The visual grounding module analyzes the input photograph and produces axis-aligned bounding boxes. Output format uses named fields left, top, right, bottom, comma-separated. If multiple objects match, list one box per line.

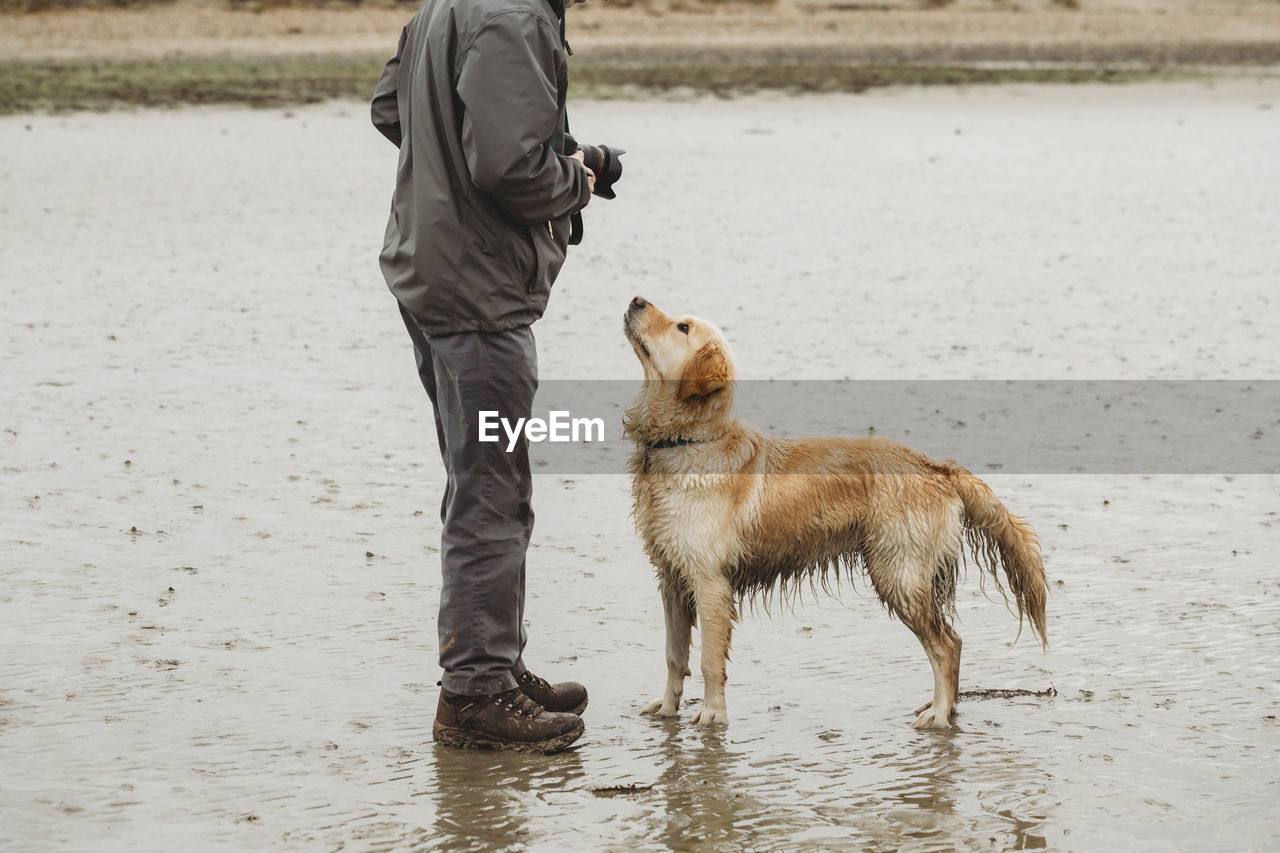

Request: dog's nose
left=631, top=296, right=647, bottom=310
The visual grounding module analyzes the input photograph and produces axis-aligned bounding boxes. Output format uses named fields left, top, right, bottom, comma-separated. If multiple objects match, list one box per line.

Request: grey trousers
left=399, top=304, right=536, bottom=696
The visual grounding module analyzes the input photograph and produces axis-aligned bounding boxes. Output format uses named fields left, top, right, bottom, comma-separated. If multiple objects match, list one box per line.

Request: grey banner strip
left=507, top=380, right=1279, bottom=474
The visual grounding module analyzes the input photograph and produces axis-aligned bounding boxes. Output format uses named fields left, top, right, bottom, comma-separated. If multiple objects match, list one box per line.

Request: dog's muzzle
left=624, top=297, right=650, bottom=358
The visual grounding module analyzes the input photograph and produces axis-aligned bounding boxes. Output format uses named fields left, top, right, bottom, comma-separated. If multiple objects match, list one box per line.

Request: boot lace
left=495, top=688, right=544, bottom=718
left=519, top=671, right=552, bottom=694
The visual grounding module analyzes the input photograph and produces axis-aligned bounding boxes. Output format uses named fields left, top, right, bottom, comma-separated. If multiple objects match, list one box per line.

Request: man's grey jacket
left=372, top=0, right=591, bottom=335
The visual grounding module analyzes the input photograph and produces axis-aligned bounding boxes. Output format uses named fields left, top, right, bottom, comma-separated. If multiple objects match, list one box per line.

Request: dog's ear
left=677, top=342, right=731, bottom=401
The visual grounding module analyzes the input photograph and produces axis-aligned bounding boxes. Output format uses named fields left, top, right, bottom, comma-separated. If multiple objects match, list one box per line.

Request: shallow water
left=3, top=82, right=1279, bottom=851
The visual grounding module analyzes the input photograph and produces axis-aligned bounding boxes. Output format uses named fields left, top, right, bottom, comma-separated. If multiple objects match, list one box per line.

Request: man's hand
left=570, top=149, right=596, bottom=195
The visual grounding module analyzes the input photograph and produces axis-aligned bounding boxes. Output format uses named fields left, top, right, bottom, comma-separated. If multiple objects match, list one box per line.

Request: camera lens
left=577, top=143, right=625, bottom=200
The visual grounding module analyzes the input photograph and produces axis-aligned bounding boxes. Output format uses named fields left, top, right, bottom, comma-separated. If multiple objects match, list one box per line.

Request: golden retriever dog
left=622, top=296, right=1048, bottom=729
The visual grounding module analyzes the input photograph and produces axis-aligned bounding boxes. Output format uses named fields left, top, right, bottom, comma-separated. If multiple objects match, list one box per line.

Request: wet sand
left=3, top=80, right=1280, bottom=850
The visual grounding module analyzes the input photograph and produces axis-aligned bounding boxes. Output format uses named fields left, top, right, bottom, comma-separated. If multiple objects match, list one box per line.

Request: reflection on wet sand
left=880, top=735, right=965, bottom=840
left=636, top=719, right=1054, bottom=851
left=872, top=734, right=1046, bottom=850
left=428, top=744, right=586, bottom=850
left=650, top=726, right=754, bottom=850
left=607, top=718, right=1054, bottom=851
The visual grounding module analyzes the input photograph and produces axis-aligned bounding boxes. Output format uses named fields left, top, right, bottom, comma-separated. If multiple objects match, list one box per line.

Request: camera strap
left=559, top=12, right=573, bottom=56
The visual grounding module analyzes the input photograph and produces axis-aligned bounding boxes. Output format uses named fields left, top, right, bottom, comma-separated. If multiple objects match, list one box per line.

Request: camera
left=576, top=143, right=625, bottom=199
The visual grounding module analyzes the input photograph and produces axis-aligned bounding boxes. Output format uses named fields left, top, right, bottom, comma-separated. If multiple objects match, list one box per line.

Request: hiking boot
left=517, top=670, right=588, bottom=716
left=432, top=687, right=584, bottom=754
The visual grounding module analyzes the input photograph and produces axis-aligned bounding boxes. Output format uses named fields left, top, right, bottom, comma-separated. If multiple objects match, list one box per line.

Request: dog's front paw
left=640, top=697, right=680, bottom=718
left=688, top=703, right=729, bottom=726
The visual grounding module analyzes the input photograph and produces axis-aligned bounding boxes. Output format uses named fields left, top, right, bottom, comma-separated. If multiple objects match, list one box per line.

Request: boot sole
left=432, top=717, right=585, bottom=755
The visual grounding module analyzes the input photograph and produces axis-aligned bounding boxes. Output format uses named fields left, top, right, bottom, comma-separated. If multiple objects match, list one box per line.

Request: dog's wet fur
left=623, top=297, right=1048, bottom=729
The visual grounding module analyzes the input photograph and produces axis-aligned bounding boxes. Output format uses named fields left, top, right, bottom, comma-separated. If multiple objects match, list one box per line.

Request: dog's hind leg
left=946, top=623, right=962, bottom=707
left=641, top=582, right=695, bottom=718
left=906, top=619, right=959, bottom=730
left=688, top=574, right=734, bottom=726
left=913, top=625, right=963, bottom=714
left=868, top=553, right=958, bottom=730
left=912, top=641, right=942, bottom=716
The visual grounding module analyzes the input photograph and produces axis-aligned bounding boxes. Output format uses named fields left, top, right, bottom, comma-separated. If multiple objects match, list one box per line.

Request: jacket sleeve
left=371, top=25, right=408, bottom=148
left=455, top=13, right=591, bottom=224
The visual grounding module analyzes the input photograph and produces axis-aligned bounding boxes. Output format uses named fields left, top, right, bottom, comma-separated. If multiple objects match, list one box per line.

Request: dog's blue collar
left=646, top=437, right=700, bottom=450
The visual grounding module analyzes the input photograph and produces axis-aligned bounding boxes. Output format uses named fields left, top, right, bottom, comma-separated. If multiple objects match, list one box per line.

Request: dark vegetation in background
left=0, top=55, right=1150, bottom=114
left=0, top=0, right=781, bottom=11
left=2, top=0, right=1276, bottom=113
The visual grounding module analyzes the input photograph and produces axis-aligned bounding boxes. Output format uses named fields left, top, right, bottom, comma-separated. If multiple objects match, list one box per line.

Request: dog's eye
left=677, top=323, right=690, bottom=334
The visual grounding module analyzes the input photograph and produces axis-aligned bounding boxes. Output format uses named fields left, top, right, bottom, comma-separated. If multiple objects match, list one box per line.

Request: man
left=372, top=0, right=597, bottom=754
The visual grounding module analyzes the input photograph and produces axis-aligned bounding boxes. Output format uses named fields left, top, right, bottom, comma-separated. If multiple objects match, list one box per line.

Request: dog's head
left=623, top=296, right=736, bottom=443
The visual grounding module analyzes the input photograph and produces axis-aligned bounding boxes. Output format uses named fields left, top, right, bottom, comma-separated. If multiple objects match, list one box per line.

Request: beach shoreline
left=3, top=2, right=1279, bottom=111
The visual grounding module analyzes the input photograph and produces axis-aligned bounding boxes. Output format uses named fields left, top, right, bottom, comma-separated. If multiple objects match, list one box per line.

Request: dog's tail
left=948, top=465, right=1048, bottom=649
